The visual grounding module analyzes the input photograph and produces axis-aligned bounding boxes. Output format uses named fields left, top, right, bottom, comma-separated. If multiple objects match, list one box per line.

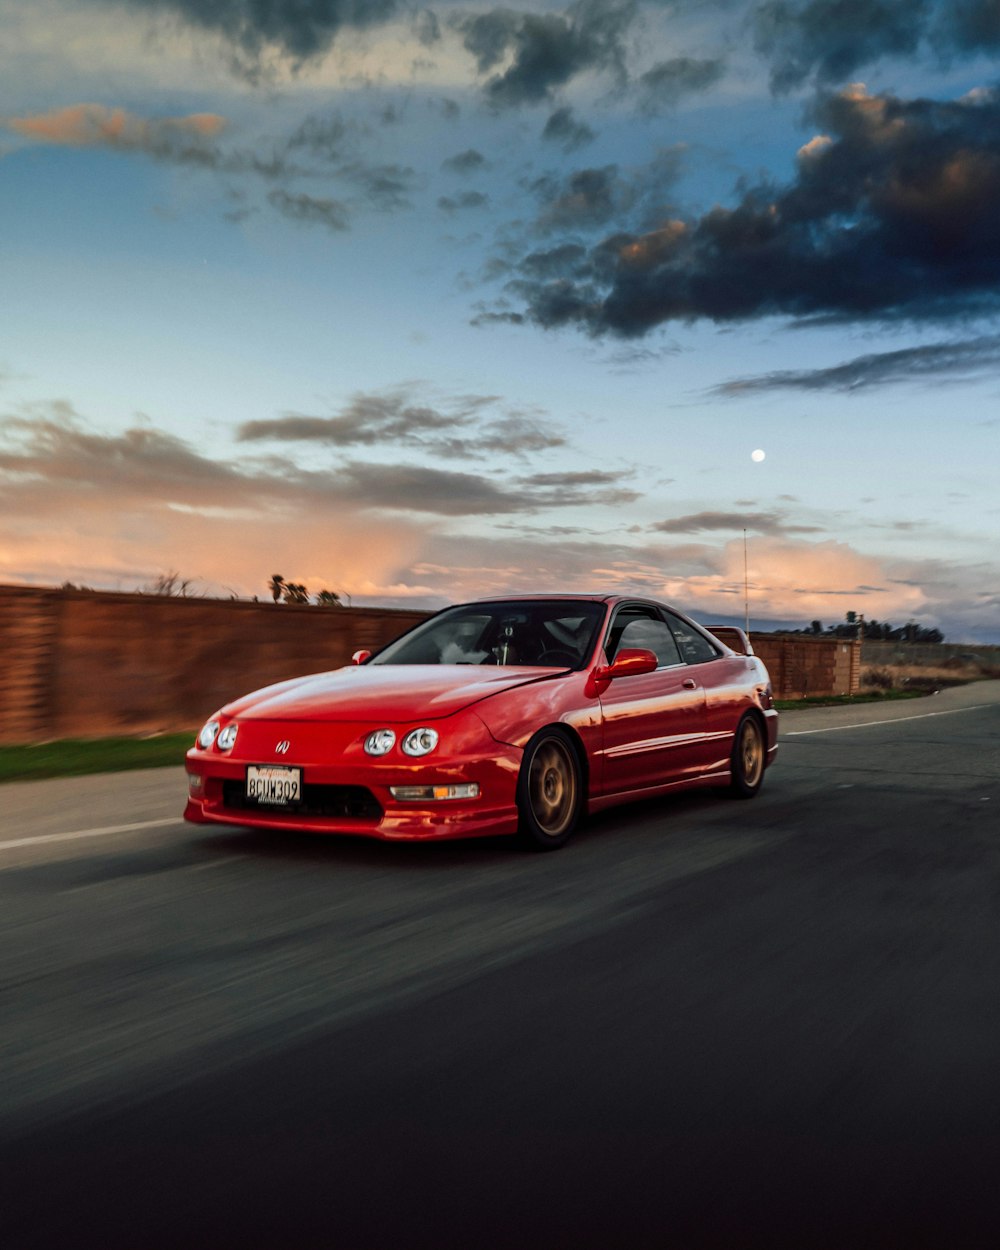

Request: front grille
left=222, top=781, right=383, bottom=821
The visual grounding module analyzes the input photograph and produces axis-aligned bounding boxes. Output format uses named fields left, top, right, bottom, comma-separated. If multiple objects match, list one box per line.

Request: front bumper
left=183, top=716, right=523, bottom=841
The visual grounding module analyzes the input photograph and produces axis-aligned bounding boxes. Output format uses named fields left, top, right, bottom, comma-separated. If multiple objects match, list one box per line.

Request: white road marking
left=784, top=704, right=993, bottom=737
left=0, top=817, right=179, bottom=853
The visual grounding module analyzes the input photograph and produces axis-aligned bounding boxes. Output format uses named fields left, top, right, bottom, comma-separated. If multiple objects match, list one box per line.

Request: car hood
left=225, top=664, right=561, bottom=723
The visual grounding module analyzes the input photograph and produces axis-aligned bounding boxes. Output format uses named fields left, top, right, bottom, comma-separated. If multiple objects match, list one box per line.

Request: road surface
left=2, top=682, right=999, bottom=1247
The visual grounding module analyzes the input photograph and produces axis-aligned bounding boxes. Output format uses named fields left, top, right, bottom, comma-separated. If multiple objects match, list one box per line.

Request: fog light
left=389, top=783, right=480, bottom=802
left=187, top=772, right=204, bottom=795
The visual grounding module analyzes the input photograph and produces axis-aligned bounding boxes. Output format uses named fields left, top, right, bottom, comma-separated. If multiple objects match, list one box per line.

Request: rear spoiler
left=707, top=626, right=754, bottom=656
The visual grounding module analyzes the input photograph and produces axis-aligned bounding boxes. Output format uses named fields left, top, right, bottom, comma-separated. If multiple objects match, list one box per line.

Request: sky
left=1, top=0, right=998, bottom=642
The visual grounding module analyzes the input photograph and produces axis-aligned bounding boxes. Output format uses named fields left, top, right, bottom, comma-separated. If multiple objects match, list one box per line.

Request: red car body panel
left=184, top=595, right=778, bottom=842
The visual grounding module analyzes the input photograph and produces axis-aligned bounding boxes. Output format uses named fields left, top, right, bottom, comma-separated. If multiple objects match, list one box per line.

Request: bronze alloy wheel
left=730, top=714, right=765, bottom=798
left=519, top=729, right=582, bottom=848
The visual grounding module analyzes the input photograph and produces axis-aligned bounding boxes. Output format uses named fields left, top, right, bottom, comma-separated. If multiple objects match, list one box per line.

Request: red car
left=184, top=595, right=778, bottom=849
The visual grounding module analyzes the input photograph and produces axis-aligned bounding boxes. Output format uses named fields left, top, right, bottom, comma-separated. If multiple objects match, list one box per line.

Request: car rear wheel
left=730, top=713, right=765, bottom=799
left=518, top=728, right=582, bottom=850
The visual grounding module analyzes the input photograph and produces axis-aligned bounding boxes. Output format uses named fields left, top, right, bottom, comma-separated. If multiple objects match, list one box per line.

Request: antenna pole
left=743, top=529, right=750, bottom=636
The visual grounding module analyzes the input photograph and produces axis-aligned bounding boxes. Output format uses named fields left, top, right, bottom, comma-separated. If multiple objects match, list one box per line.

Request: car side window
left=605, top=606, right=682, bottom=667
left=664, top=610, right=721, bottom=664
left=615, top=617, right=683, bottom=667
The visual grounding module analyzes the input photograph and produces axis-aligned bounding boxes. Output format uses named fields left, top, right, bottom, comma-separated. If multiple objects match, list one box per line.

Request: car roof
left=461, top=593, right=620, bottom=605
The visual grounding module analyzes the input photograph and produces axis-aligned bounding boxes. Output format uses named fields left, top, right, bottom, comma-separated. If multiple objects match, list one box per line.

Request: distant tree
left=315, top=589, right=342, bottom=607
left=282, top=581, right=309, bottom=605
left=269, top=574, right=285, bottom=603
left=810, top=620, right=822, bottom=635
left=150, top=571, right=196, bottom=597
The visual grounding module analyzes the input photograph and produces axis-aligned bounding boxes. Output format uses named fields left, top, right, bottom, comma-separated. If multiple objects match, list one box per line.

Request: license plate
left=246, top=765, right=301, bottom=806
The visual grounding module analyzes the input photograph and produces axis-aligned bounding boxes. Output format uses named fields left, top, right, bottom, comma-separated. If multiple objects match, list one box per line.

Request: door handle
left=682, top=679, right=697, bottom=689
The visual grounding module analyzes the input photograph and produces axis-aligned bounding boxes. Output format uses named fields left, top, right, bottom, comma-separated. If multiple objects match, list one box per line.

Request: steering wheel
left=536, top=648, right=577, bottom=666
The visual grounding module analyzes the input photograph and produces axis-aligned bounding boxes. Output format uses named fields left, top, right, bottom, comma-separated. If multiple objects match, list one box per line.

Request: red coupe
left=184, top=595, right=778, bottom=849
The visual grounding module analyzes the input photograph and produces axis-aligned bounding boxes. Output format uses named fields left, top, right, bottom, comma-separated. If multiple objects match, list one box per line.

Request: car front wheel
left=517, top=728, right=582, bottom=850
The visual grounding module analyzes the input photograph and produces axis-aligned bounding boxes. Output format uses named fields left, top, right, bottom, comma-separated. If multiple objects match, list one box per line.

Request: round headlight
left=197, top=720, right=220, bottom=750
left=364, top=729, right=396, bottom=756
left=217, top=723, right=239, bottom=751
left=401, top=728, right=439, bottom=757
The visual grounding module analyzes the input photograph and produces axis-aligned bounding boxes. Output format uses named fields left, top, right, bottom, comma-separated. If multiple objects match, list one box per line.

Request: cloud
left=112, top=0, right=404, bottom=72
left=636, top=56, right=726, bottom=113
left=236, top=387, right=565, bottom=459
left=712, top=334, right=1000, bottom=394
left=438, top=190, right=490, bottom=213
left=751, top=0, right=1000, bottom=93
left=442, top=148, right=487, bottom=174
left=456, top=0, right=635, bottom=107
left=3, top=404, right=995, bottom=635
left=752, top=0, right=925, bottom=92
left=0, top=404, right=584, bottom=522
left=500, top=83, right=1000, bottom=335
left=286, top=111, right=350, bottom=161
left=524, top=147, right=684, bottom=238
left=6, top=103, right=225, bottom=161
left=267, top=188, right=351, bottom=230
left=651, top=510, right=823, bottom=536
left=541, top=106, right=596, bottom=152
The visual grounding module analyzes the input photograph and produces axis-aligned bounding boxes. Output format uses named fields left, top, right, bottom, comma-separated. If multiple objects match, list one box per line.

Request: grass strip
left=775, top=689, right=928, bottom=711
left=0, top=733, right=195, bottom=784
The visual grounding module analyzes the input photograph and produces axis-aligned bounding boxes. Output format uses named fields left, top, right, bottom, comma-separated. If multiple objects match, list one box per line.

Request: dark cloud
left=239, top=391, right=485, bottom=448
left=752, top=0, right=925, bottom=92
left=237, top=389, right=565, bottom=460
left=457, top=0, right=635, bottom=107
left=286, top=112, right=351, bottom=161
left=517, top=469, right=632, bottom=488
left=267, top=188, right=350, bottom=230
left=531, top=165, right=630, bottom=232
left=751, top=0, right=1000, bottom=93
left=525, top=148, right=683, bottom=238
left=713, top=334, right=1000, bottom=394
left=438, top=190, right=490, bottom=213
left=0, top=406, right=581, bottom=518
left=652, top=510, right=822, bottom=535
left=442, top=148, right=487, bottom=174
left=117, top=0, right=403, bottom=70
left=541, top=106, right=596, bottom=151
left=324, top=461, right=540, bottom=514
left=636, top=56, right=726, bottom=113
left=501, top=84, right=1000, bottom=335
left=414, top=8, right=441, bottom=45
left=939, top=0, right=1000, bottom=53
left=338, top=160, right=416, bottom=211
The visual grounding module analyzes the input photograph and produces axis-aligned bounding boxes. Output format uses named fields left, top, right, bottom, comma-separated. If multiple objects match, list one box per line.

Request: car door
left=597, top=604, right=708, bottom=798
left=661, top=608, right=736, bottom=776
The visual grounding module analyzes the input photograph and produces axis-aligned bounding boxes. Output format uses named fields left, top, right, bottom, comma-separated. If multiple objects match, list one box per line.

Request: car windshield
left=370, top=600, right=607, bottom=668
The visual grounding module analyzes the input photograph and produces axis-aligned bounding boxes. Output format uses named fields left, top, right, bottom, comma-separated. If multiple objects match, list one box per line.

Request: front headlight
left=217, top=723, right=239, bottom=751
left=197, top=720, right=220, bottom=749
left=402, top=728, right=439, bottom=756
left=364, top=729, right=396, bottom=756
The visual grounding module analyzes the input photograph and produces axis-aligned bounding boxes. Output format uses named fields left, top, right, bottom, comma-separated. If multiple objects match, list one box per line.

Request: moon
left=751, top=448, right=766, bottom=463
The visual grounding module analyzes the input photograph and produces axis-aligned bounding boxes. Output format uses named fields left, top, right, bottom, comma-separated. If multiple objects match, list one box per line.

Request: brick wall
left=749, top=634, right=861, bottom=700
left=0, top=586, right=427, bottom=744
left=0, top=586, right=862, bottom=743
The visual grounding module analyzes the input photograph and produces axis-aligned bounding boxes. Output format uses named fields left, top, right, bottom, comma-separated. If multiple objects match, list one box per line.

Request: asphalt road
left=3, top=683, right=999, bottom=1248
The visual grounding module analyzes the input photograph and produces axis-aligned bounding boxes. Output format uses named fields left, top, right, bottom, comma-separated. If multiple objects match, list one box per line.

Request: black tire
left=729, top=713, right=766, bottom=799
left=517, top=728, right=583, bottom=850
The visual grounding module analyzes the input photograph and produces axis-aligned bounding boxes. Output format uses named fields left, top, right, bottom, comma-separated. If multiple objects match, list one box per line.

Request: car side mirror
left=585, top=647, right=658, bottom=696
left=606, top=647, right=658, bottom=678
left=351, top=649, right=372, bottom=665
